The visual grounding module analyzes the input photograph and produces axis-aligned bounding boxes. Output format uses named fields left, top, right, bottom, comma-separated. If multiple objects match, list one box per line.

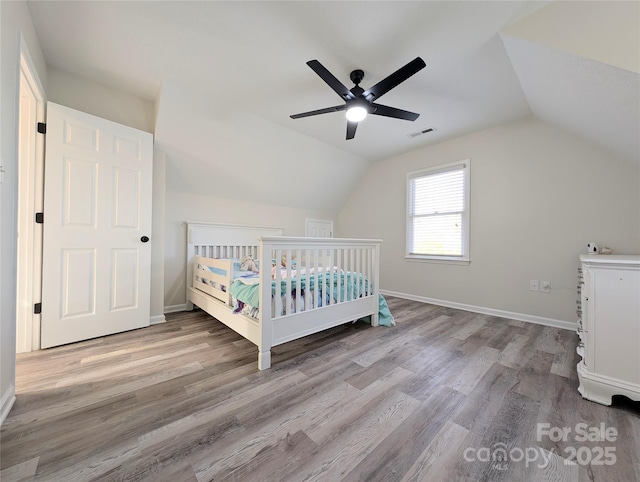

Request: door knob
left=141, top=236, right=150, bottom=243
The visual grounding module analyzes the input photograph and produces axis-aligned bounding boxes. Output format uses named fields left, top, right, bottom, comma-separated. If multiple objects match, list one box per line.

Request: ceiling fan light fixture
left=345, top=105, right=367, bottom=122
left=290, top=57, right=426, bottom=139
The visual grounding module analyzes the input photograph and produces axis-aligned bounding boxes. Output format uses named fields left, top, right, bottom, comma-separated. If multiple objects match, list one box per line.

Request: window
left=406, top=160, right=470, bottom=263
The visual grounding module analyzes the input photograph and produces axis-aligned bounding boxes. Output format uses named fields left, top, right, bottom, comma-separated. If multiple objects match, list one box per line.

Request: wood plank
left=0, top=456, right=39, bottom=482
left=445, top=346, right=501, bottom=395
left=400, top=420, right=470, bottom=482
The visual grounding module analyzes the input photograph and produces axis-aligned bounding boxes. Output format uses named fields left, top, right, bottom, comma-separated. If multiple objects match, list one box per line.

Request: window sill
left=405, top=255, right=470, bottom=266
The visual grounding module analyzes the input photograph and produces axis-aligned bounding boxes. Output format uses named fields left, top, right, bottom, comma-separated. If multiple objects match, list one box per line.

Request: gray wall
left=337, top=117, right=640, bottom=324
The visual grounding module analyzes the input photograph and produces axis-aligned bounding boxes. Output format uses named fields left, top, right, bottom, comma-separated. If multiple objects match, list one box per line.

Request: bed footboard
left=258, top=236, right=381, bottom=369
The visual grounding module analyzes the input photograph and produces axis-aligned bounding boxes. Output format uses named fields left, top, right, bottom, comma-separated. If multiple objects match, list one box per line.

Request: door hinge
left=37, top=122, right=46, bottom=134
left=34, top=303, right=42, bottom=314
left=35, top=212, right=44, bottom=223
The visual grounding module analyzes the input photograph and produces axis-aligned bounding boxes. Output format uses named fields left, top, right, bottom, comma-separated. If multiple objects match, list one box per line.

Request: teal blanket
left=228, top=271, right=394, bottom=326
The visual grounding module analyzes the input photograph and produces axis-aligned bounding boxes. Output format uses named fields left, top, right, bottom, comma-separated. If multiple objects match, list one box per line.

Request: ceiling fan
left=290, top=57, right=426, bottom=140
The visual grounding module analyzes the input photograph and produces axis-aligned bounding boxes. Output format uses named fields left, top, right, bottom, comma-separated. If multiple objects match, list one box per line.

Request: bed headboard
left=186, top=222, right=283, bottom=304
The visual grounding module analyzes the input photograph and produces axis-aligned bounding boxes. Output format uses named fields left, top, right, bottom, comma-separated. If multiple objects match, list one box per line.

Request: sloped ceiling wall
left=501, top=35, right=639, bottom=162
left=502, top=1, right=639, bottom=73
left=154, top=82, right=371, bottom=213
left=501, top=1, right=639, bottom=163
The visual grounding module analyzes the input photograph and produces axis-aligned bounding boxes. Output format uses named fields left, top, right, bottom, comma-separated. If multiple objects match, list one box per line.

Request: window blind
left=408, top=165, right=466, bottom=257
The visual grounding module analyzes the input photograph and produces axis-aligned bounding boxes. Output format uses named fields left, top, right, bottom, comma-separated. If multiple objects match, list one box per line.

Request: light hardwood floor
left=1, top=297, right=639, bottom=481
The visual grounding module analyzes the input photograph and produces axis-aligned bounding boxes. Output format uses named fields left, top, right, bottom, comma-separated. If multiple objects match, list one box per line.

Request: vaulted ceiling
left=26, top=1, right=639, bottom=212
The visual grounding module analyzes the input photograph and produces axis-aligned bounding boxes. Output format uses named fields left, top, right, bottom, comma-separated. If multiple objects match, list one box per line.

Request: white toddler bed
left=185, top=222, right=382, bottom=369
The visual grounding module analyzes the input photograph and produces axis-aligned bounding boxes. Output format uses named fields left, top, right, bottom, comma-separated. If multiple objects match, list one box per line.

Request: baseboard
left=164, top=304, right=187, bottom=314
left=149, top=314, right=166, bottom=325
left=1, top=383, right=16, bottom=426
left=380, top=289, right=576, bottom=331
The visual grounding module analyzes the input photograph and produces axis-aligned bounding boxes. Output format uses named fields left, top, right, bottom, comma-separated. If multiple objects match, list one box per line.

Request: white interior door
left=41, top=102, right=153, bottom=348
left=305, top=218, right=333, bottom=238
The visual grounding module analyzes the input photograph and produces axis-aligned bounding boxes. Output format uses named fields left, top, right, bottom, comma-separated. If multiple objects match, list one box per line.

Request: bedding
left=229, top=270, right=395, bottom=326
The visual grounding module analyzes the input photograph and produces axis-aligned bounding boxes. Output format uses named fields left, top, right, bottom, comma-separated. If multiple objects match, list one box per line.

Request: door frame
left=16, top=35, right=46, bottom=353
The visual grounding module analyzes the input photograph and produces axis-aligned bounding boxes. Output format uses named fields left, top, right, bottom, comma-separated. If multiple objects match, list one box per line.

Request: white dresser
left=577, top=255, right=640, bottom=405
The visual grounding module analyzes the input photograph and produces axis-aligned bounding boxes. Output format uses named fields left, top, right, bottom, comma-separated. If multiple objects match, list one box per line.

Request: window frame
left=405, top=159, right=470, bottom=264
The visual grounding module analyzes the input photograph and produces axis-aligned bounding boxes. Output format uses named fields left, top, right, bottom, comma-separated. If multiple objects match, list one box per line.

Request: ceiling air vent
left=408, top=127, right=436, bottom=138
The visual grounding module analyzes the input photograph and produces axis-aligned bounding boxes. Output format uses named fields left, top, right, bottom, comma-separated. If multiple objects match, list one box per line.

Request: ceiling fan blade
left=307, top=60, right=355, bottom=101
left=290, top=105, right=346, bottom=119
left=370, top=103, right=420, bottom=121
left=346, top=120, right=358, bottom=140
left=362, top=57, right=426, bottom=101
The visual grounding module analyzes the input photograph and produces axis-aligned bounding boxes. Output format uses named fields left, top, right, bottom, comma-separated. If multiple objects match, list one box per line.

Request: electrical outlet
left=540, top=281, right=550, bottom=293
left=529, top=280, right=539, bottom=292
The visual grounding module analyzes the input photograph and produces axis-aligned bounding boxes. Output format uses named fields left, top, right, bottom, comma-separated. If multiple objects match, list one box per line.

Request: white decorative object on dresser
left=577, top=254, right=640, bottom=405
